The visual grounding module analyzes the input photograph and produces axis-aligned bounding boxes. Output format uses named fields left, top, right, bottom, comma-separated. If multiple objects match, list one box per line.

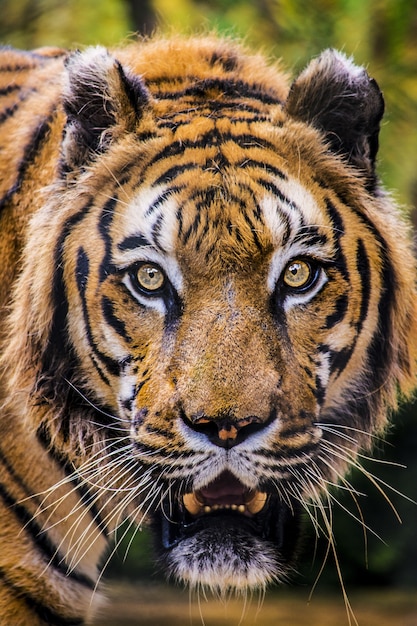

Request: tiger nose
left=188, top=413, right=266, bottom=449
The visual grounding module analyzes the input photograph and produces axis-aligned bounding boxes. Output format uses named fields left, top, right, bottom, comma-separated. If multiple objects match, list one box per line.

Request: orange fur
left=0, top=36, right=416, bottom=624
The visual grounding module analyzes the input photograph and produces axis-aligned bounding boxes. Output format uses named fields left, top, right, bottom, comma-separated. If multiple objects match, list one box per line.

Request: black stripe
left=146, top=132, right=278, bottom=173
left=325, top=293, right=349, bottom=328
left=242, top=210, right=263, bottom=252
left=176, top=206, right=184, bottom=238
left=157, top=111, right=272, bottom=130
left=320, top=253, right=396, bottom=437
left=366, top=248, right=397, bottom=383
left=101, top=295, right=132, bottom=342
left=91, top=353, right=111, bottom=386
left=324, top=345, right=352, bottom=377
left=256, top=177, right=300, bottom=211
left=75, top=243, right=89, bottom=293
left=76, top=247, right=120, bottom=379
left=208, top=50, right=239, bottom=71
left=182, top=209, right=202, bottom=245
left=118, top=233, right=152, bottom=251
left=0, top=567, right=84, bottom=625
left=151, top=212, right=167, bottom=251
left=98, top=196, right=117, bottom=282
left=0, top=83, right=21, bottom=96
left=48, top=202, right=93, bottom=352
left=0, top=82, right=36, bottom=125
left=331, top=192, right=399, bottom=381
left=320, top=241, right=370, bottom=379
left=152, top=162, right=200, bottom=187
left=324, top=198, right=350, bottom=281
left=355, top=238, right=371, bottom=335
left=293, top=225, right=328, bottom=248
left=145, top=186, right=184, bottom=217
left=155, top=77, right=283, bottom=106
left=34, top=203, right=95, bottom=442
left=0, top=100, right=19, bottom=123
left=194, top=220, right=210, bottom=252
left=221, top=188, right=265, bottom=250
left=0, top=61, right=37, bottom=72
left=238, top=159, right=287, bottom=181
left=0, top=109, right=55, bottom=213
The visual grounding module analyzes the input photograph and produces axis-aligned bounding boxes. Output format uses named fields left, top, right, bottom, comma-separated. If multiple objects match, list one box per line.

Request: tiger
left=0, top=33, right=416, bottom=625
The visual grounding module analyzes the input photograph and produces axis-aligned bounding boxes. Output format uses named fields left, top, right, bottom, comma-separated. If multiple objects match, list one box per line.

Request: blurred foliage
left=1, top=0, right=416, bottom=590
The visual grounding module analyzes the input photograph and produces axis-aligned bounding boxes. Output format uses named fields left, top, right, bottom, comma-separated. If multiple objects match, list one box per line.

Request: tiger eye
left=136, top=264, right=165, bottom=291
left=283, top=260, right=312, bottom=289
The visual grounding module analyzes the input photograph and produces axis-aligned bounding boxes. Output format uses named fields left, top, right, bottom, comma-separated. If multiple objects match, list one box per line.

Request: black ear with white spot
left=62, top=46, right=150, bottom=172
left=286, top=50, right=384, bottom=188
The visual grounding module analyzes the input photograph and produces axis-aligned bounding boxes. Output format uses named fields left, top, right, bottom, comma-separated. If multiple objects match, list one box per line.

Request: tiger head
left=4, top=37, right=417, bottom=596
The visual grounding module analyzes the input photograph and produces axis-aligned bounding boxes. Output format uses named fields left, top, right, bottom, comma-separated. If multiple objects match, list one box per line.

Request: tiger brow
left=117, top=234, right=153, bottom=251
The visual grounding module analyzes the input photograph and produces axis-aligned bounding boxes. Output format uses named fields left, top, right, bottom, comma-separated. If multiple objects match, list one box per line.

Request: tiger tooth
left=246, top=491, right=268, bottom=515
left=183, top=493, right=266, bottom=517
left=183, top=493, right=203, bottom=516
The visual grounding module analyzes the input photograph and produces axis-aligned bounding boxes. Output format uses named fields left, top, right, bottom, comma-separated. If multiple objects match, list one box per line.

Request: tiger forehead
left=113, top=166, right=331, bottom=275
left=110, top=103, right=332, bottom=270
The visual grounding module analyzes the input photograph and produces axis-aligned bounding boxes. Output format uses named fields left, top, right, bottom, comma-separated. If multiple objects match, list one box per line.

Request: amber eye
left=283, top=259, right=313, bottom=290
left=136, top=263, right=165, bottom=292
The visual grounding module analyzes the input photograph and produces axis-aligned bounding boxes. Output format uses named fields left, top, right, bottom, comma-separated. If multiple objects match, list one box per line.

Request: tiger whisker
left=38, top=461, right=138, bottom=571
left=53, top=458, right=156, bottom=573
left=307, top=487, right=359, bottom=626
left=24, top=444, right=133, bottom=528
left=320, top=438, right=415, bottom=513
left=65, top=478, right=142, bottom=572
left=90, top=482, right=167, bottom=592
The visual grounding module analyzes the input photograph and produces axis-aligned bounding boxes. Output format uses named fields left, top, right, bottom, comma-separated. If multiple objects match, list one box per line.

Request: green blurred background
left=2, top=0, right=416, bottom=598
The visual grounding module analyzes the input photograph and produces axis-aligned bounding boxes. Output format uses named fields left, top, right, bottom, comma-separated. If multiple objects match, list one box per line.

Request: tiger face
left=1, top=36, right=416, bottom=621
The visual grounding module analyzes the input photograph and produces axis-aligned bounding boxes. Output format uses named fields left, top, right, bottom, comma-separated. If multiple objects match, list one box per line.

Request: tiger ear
left=286, top=50, right=384, bottom=188
left=62, top=46, right=150, bottom=171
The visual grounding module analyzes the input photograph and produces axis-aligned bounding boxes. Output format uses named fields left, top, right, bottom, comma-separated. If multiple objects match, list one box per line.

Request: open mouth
left=182, top=471, right=268, bottom=517
left=156, top=470, right=301, bottom=589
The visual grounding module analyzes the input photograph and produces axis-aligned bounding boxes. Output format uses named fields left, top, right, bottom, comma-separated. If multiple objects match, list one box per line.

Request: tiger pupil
left=137, top=264, right=164, bottom=291
left=284, top=260, right=311, bottom=288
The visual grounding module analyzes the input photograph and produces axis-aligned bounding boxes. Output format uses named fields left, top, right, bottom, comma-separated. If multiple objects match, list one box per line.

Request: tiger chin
left=0, top=34, right=416, bottom=625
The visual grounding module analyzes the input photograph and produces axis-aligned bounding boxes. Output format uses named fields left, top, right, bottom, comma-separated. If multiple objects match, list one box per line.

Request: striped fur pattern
left=0, top=36, right=416, bottom=624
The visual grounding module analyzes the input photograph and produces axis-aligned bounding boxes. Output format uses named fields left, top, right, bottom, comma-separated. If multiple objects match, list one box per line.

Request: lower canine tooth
left=183, top=493, right=203, bottom=516
left=246, top=492, right=267, bottom=515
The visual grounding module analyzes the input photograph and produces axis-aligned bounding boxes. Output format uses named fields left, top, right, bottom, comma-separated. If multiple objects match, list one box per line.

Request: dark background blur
left=2, top=0, right=416, bottom=595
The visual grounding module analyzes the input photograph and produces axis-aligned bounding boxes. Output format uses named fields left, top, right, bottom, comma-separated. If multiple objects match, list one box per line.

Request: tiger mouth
left=158, top=470, right=301, bottom=569
left=182, top=489, right=267, bottom=516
